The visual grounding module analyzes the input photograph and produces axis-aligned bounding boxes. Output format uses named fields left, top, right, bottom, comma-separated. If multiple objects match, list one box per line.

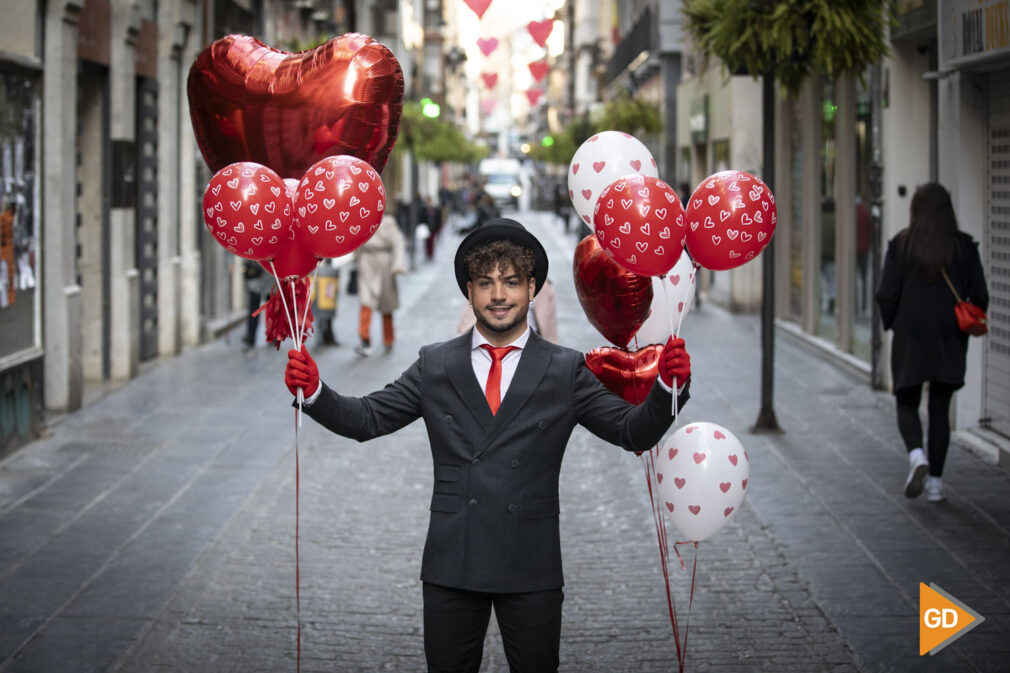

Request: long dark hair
left=899, top=182, right=960, bottom=281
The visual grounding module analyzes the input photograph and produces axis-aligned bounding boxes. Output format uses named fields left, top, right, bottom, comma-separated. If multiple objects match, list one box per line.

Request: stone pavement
left=0, top=210, right=1007, bottom=672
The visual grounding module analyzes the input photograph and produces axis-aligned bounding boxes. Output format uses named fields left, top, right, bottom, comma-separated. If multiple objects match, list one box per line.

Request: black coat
left=875, top=231, right=988, bottom=391
left=303, top=330, right=689, bottom=593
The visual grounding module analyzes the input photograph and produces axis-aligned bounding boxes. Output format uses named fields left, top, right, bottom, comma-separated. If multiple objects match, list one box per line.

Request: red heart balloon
left=187, top=33, right=404, bottom=179
left=573, top=235, right=653, bottom=347
left=585, top=345, right=663, bottom=404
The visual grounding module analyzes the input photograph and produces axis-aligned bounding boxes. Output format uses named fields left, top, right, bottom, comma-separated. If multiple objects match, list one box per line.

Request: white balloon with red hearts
left=628, top=251, right=698, bottom=348
left=202, top=161, right=292, bottom=261
left=655, top=422, right=750, bottom=541
left=568, top=130, right=659, bottom=228
left=294, top=155, right=385, bottom=259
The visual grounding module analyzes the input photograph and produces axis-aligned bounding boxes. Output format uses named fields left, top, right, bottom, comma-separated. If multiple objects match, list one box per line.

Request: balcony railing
left=605, top=5, right=653, bottom=86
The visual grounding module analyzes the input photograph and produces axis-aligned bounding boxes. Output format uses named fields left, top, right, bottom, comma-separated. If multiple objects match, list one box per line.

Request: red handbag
left=941, top=269, right=988, bottom=336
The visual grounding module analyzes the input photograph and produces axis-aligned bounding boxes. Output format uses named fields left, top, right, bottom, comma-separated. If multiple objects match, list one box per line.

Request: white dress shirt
left=471, top=326, right=530, bottom=400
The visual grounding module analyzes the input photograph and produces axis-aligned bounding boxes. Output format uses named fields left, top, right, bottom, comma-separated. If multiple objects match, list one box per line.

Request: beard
left=474, top=301, right=529, bottom=334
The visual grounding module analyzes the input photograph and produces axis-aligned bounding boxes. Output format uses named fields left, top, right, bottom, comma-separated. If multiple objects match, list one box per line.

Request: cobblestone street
left=1, top=212, right=1007, bottom=672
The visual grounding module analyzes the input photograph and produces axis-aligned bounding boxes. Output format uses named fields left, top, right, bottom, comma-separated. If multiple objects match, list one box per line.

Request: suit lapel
left=478, top=331, right=552, bottom=453
left=446, top=331, right=494, bottom=429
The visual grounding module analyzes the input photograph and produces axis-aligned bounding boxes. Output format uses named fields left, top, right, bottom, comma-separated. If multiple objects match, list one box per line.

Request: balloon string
left=642, top=448, right=683, bottom=669
left=269, top=262, right=299, bottom=348
left=270, top=262, right=304, bottom=423
left=675, top=541, right=699, bottom=671
left=294, top=408, right=302, bottom=673
left=298, top=264, right=321, bottom=349
left=659, top=277, right=679, bottom=423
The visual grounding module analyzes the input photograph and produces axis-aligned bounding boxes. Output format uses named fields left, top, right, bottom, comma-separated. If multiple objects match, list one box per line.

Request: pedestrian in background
left=876, top=182, right=989, bottom=502
left=241, top=261, right=274, bottom=348
left=354, top=213, right=407, bottom=356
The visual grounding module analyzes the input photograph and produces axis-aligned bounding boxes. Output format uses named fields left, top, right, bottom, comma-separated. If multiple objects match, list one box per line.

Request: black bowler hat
left=454, top=218, right=549, bottom=297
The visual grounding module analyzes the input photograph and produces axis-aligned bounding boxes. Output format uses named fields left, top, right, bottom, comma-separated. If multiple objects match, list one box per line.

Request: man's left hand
left=659, top=336, right=690, bottom=389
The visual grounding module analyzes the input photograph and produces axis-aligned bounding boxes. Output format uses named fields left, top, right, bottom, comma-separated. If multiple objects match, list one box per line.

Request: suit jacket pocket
left=430, top=493, right=459, bottom=513
left=436, top=464, right=460, bottom=483
left=524, top=496, right=560, bottom=520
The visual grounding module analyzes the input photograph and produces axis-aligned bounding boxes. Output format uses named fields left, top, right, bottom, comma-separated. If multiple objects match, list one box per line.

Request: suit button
left=510, top=459, right=520, bottom=469
left=445, top=415, right=453, bottom=423
left=538, top=420, right=547, bottom=430
left=472, top=457, right=480, bottom=465
left=468, top=498, right=478, bottom=508
left=507, top=503, right=517, bottom=513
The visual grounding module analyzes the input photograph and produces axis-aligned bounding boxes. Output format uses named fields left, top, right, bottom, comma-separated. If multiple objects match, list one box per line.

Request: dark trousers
left=895, top=381, right=957, bottom=477
left=422, top=582, right=564, bottom=673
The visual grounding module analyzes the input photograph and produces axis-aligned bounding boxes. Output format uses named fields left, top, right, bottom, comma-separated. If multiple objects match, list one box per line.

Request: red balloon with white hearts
left=655, top=422, right=750, bottom=541
left=593, top=174, right=686, bottom=277
left=295, top=155, right=385, bottom=259
left=202, top=162, right=292, bottom=261
left=684, top=170, right=776, bottom=271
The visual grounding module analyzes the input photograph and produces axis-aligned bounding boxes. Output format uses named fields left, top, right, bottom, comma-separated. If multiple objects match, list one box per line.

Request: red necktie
left=481, top=344, right=519, bottom=415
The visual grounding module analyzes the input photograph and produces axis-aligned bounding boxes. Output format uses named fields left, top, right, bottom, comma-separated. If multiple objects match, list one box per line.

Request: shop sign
left=940, top=0, right=1010, bottom=70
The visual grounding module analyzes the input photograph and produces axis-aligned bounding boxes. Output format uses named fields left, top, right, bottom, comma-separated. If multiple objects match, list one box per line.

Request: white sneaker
left=904, top=449, right=929, bottom=499
left=354, top=344, right=373, bottom=357
left=926, top=477, right=946, bottom=503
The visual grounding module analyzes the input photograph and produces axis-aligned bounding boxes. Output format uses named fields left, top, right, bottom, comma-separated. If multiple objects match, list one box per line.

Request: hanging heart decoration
left=527, top=19, right=555, bottom=47
left=528, top=60, right=549, bottom=82
left=477, top=37, right=499, bottom=56
left=464, top=0, right=493, bottom=19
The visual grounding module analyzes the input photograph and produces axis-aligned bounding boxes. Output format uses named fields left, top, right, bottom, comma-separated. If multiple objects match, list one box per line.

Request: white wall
left=939, top=71, right=988, bottom=430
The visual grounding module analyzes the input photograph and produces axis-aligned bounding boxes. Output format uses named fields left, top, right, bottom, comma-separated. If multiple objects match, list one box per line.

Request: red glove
left=285, top=345, right=320, bottom=397
left=659, top=336, right=690, bottom=390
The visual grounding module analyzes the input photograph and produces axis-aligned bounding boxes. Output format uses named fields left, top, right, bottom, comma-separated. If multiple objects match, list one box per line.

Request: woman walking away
left=876, top=183, right=988, bottom=502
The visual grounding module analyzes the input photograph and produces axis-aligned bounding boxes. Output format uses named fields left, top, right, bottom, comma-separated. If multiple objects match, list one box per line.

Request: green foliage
left=531, top=98, right=662, bottom=166
left=397, top=102, right=487, bottom=164
left=683, top=0, right=894, bottom=95
left=597, top=94, right=663, bottom=136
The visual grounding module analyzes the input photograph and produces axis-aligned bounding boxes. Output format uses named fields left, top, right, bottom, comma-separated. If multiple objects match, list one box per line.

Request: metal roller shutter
left=986, top=70, right=1010, bottom=437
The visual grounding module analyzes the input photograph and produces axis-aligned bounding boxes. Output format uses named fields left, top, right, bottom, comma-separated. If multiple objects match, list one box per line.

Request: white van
left=478, top=158, right=522, bottom=209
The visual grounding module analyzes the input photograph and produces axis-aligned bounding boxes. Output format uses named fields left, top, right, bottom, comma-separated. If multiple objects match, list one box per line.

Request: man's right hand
left=285, top=345, right=320, bottom=397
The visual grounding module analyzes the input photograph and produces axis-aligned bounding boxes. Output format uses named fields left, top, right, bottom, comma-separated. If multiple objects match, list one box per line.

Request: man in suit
left=285, top=218, right=691, bottom=673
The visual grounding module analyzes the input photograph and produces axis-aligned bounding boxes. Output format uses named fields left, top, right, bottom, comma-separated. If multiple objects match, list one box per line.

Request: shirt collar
left=471, top=325, right=530, bottom=351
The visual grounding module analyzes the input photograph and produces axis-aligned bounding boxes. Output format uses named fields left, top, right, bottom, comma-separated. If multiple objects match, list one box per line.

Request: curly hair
left=462, top=240, right=536, bottom=285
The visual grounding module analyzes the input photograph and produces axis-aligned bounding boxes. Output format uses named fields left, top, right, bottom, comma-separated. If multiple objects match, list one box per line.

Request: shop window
left=0, top=66, right=40, bottom=359
left=789, top=96, right=804, bottom=320
left=851, top=70, right=876, bottom=362
left=817, top=77, right=837, bottom=342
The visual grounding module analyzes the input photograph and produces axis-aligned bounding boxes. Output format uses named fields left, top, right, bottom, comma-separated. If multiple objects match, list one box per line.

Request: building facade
left=0, top=0, right=372, bottom=459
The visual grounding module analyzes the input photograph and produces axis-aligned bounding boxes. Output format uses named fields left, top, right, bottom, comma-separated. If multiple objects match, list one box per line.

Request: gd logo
left=919, top=583, right=985, bottom=655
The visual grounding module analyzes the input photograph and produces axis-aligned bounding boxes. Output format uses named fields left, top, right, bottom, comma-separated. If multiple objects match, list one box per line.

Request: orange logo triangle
left=919, top=583, right=984, bottom=655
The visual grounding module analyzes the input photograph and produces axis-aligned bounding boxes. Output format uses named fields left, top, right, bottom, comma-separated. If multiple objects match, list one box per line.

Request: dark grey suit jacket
left=304, top=330, right=689, bottom=593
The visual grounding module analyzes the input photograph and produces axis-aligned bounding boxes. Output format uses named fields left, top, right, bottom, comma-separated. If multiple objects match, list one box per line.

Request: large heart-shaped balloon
left=585, top=345, right=663, bottom=404
left=573, top=234, right=653, bottom=347
left=187, top=33, right=404, bottom=179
